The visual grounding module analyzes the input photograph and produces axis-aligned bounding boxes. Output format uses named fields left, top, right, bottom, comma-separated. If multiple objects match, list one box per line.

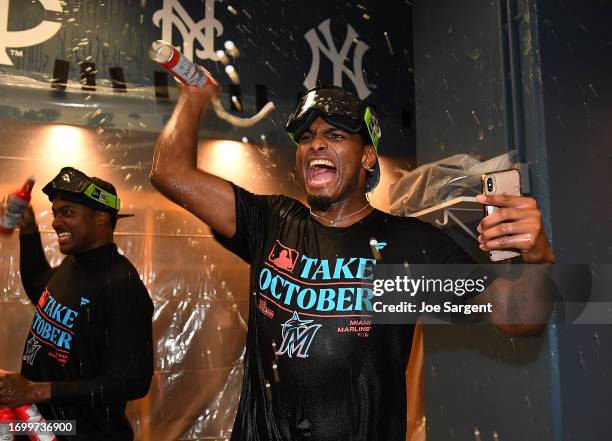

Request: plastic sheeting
left=0, top=119, right=285, bottom=441
left=0, top=115, right=418, bottom=441
left=389, top=152, right=516, bottom=216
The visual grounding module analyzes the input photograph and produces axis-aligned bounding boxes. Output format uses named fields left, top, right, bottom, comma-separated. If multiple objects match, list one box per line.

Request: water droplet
left=588, top=83, right=599, bottom=99
left=556, top=114, right=564, bottom=127
left=265, top=380, right=272, bottom=399
left=216, top=50, right=230, bottom=65
left=224, top=40, right=239, bottom=57
left=383, top=31, right=394, bottom=55
left=206, top=347, right=213, bottom=369
left=231, top=95, right=242, bottom=111
left=578, top=350, right=587, bottom=369
left=225, top=65, right=240, bottom=84
left=445, top=109, right=455, bottom=124
left=441, top=77, right=449, bottom=92
left=472, top=110, right=481, bottom=125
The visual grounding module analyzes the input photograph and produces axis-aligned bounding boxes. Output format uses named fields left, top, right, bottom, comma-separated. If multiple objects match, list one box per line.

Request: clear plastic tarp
left=0, top=120, right=265, bottom=441
left=0, top=117, right=415, bottom=440
left=389, top=152, right=516, bottom=216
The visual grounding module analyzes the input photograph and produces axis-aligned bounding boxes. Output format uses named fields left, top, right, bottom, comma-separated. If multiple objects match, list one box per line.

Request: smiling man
left=0, top=167, right=153, bottom=441
left=150, top=77, right=555, bottom=441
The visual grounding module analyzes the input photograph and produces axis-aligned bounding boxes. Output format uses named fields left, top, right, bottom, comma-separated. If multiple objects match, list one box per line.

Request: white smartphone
left=480, top=168, right=522, bottom=261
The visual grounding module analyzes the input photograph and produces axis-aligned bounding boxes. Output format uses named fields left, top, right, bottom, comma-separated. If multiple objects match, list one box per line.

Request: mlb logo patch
left=268, top=241, right=300, bottom=272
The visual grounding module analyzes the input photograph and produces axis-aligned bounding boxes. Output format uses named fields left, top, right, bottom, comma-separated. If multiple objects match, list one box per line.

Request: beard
left=307, top=195, right=333, bottom=211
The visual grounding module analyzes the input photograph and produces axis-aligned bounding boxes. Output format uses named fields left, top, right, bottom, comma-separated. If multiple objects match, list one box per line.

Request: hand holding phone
left=480, top=168, right=522, bottom=261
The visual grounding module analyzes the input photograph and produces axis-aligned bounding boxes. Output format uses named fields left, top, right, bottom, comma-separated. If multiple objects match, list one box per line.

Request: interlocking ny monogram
left=153, top=0, right=223, bottom=62
left=303, top=18, right=371, bottom=99
left=0, top=0, right=63, bottom=66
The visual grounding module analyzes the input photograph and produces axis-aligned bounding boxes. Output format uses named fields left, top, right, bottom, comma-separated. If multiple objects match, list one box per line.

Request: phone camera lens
left=487, top=178, right=494, bottom=192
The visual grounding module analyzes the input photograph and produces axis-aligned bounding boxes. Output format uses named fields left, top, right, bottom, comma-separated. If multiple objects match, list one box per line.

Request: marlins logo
left=275, top=312, right=322, bottom=359
left=23, top=335, right=42, bottom=366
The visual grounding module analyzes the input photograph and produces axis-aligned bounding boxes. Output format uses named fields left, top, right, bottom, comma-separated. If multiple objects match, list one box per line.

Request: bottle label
left=0, top=195, right=28, bottom=229
left=165, top=50, right=208, bottom=87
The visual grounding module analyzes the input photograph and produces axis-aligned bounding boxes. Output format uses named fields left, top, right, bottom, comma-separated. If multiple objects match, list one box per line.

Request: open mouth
left=57, top=231, right=72, bottom=246
left=307, top=158, right=337, bottom=187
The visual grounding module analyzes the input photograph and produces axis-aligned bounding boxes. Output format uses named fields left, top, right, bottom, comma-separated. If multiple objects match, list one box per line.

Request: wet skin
left=295, top=117, right=377, bottom=225
left=51, top=198, right=113, bottom=255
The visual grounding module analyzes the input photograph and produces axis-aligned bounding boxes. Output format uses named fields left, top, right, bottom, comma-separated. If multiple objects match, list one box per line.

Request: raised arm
left=18, top=205, right=55, bottom=304
left=149, top=71, right=237, bottom=238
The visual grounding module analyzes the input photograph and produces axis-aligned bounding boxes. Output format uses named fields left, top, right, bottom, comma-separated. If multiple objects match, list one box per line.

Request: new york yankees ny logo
left=303, top=18, right=372, bottom=99
left=153, top=0, right=223, bottom=62
left=0, top=0, right=63, bottom=66
left=276, top=312, right=322, bottom=359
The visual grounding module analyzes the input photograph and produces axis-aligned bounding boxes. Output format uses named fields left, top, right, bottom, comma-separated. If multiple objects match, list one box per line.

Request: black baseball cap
left=42, top=167, right=132, bottom=218
left=285, top=85, right=382, bottom=192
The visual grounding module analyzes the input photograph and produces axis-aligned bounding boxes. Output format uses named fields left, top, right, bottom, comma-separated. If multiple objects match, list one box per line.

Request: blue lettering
left=300, top=256, right=318, bottom=278
left=32, top=312, right=43, bottom=330
left=50, top=304, right=67, bottom=324
left=283, top=280, right=299, bottom=305
left=312, top=260, right=331, bottom=280
left=270, top=274, right=284, bottom=299
left=259, top=268, right=272, bottom=290
left=41, top=322, right=52, bottom=340
left=43, top=297, right=55, bottom=315
left=356, top=258, right=377, bottom=279
left=356, top=287, right=374, bottom=311
left=35, top=315, right=45, bottom=335
left=56, top=331, right=72, bottom=350
left=62, top=309, right=78, bottom=328
left=297, top=288, right=317, bottom=309
left=336, top=287, right=354, bottom=311
left=316, top=288, right=336, bottom=311
left=332, top=258, right=357, bottom=279
left=49, top=326, right=61, bottom=345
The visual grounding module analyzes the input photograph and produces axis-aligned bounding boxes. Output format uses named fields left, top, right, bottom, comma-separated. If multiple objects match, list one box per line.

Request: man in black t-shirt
left=150, top=73, right=555, bottom=440
left=0, top=168, right=153, bottom=441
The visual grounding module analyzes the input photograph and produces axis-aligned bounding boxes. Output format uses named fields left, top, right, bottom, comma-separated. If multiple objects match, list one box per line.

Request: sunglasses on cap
left=285, top=86, right=382, bottom=149
left=42, top=167, right=125, bottom=215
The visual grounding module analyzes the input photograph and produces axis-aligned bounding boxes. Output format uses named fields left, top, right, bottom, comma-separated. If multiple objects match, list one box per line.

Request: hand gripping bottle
left=0, top=177, right=35, bottom=235
left=0, top=407, right=16, bottom=441
left=13, top=405, right=58, bottom=441
left=149, top=40, right=209, bottom=87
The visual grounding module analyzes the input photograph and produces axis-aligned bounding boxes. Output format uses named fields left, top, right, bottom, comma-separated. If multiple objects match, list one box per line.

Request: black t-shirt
left=214, top=185, right=474, bottom=441
left=19, top=233, right=154, bottom=441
